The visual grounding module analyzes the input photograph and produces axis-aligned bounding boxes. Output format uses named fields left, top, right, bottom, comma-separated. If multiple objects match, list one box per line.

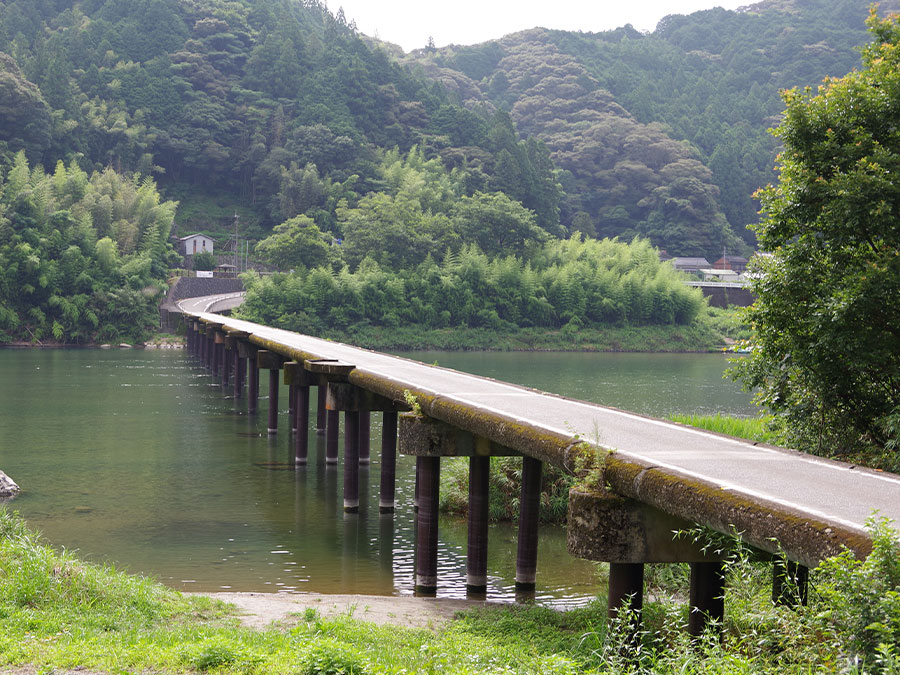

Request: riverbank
left=2, top=508, right=897, bottom=674
left=320, top=320, right=728, bottom=352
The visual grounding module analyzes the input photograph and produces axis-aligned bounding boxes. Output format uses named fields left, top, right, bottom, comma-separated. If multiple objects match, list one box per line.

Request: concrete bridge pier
left=515, top=456, right=543, bottom=594
left=326, top=380, right=399, bottom=514
left=316, top=386, right=327, bottom=435
left=379, top=411, right=399, bottom=513
left=568, top=489, right=727, bottom=636
left=202, top=326, right=211, bottom=366
left=399, top=414, right=525, bottom=598
left=305, top=360, right=355, bottom=465
left=236, top=341, right=258, bottom=414
left=689, top=562, right=725, bottom=637
left=415, top=455, right=441, bottom=596
left=220, top=333, right=231, bottom=388
left=467, top=456, right=490, bottom=595
left=283, top=363, right=312, bottom=465
left=226, top=331, right=248, bottom=400
left=211, top=328, right=224, bottom=379
left=772, top=556, right=809, bottom=606
left=359, top=410, right=371, bottom=465
left=257, top=350, right=284, bottom=434
left=343, top=410, right=361, bottom=513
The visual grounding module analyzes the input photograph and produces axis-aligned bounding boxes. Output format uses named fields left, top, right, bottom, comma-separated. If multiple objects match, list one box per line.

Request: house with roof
left=178, top=233, right=214, bottom=256
left=713, top=255, right=749, bottom=274
left=669, top=257, right=710, bottom=275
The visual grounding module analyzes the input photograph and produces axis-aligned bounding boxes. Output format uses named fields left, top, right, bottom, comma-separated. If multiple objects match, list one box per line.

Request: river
left=0, top=347, right=754, bottom=605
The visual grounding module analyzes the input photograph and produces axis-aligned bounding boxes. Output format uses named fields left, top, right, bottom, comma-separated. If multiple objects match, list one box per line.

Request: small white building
left=179, top=233, right=214, bottom=256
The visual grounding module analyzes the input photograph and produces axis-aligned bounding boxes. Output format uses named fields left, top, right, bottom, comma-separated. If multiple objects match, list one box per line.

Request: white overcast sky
left=325, top=1, right=750, bottom=52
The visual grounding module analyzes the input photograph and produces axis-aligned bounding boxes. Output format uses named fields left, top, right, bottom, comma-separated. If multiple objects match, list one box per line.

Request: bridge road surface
left=178, top=294, right=900, bottom=567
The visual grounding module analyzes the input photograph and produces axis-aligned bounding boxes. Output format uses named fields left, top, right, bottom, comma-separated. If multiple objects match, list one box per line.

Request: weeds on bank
left=2, top=507, right=900, bottom=674
left=439, top=456, right=574, bottom=523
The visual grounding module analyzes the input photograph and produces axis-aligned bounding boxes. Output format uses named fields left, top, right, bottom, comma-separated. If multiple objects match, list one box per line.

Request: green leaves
left=0, top=154, right=175, bottom=343
left=736, top=12, right=900, bottom=466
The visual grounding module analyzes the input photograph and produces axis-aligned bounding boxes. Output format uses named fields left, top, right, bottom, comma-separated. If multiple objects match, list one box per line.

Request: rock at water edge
left=0, top=471, right=20, bottom=501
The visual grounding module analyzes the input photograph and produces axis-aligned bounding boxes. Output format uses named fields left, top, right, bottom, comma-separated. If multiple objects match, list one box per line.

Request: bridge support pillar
left=467, top=455, right=490, bottom=595
left=237, top=342, right=259, bottom=415
left=689, top=561, right=725, bottom=638
left=343, top=410, right=360, bottom=513
left=516, top=456, right=542, bottom=593
left=359, top=410, right=370, bottom=464
left=234, top=352, right=243, bottom=398
left=294, top=385, right=310, bottom=464
left=415, top=455, right=441, bottom=596
left=326, top=410, right=340, bottom=464
left=267, top=368, right=279, bottom=433
left=205, top=332, right=214, bottom=369
left=257, top=350, right=283, bottom=435
left=211, top=331, right=223, bottom=379
left=608, top=563, right=644, bottom=619
left=379, top=411, right=398, bottom=513
left=222, top=343, right=231, bottom=388
left=289, top=385, right=296, bottom=431
left=772, top=556, right=808, bottom=607
left=398, top=413, right=521, bottom=597
left=316, top=386, right=327, bottom=435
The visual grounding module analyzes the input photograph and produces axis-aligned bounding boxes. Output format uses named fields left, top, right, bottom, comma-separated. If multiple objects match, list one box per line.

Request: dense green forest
left=2, top=0, right=895, bottom=259
left=0, top=151, right=178, bottom=343
left=408, top=0, right=900, bottom=249
left=1, top=0, right=896, bottom=343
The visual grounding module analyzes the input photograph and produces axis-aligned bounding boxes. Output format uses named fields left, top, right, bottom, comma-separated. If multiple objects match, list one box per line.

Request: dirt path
left=197, top=592, right=504, bottom=630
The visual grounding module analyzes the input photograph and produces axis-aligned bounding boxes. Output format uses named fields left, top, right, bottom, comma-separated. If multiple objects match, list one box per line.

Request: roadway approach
left=174, top=293, right=900, bottom=573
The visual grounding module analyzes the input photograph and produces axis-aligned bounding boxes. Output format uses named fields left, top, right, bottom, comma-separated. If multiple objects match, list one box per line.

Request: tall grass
left=3, top=509, right=898, bottom=674
left=668, top=413, right=778, bottom=444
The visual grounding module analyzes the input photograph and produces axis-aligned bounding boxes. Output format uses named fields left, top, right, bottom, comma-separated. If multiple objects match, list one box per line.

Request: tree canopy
left=733, top=11, right=900, bottom=469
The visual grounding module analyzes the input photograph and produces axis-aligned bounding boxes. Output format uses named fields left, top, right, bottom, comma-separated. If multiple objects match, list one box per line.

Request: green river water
left=0, top=347, right=754, bottom=604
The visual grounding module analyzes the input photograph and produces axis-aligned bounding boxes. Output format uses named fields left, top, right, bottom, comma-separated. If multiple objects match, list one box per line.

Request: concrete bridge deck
left=176, top=295, right=900, bottom=569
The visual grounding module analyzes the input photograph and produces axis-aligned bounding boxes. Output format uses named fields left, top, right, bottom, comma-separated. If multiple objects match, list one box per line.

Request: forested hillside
left=410, top=0, right=900, bottom=250
left=0, top=0, right=896, bottom=344
left=0, top=0, right=559, bottom=239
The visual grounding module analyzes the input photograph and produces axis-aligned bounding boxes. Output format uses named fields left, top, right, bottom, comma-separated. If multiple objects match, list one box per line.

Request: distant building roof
left=179, top=233, right=212, bottom=241
left=670, top=257, right=710, bottom=268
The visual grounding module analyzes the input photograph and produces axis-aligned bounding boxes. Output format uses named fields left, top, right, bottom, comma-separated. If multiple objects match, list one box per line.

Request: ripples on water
left=0, top=348, right=752, bottom=606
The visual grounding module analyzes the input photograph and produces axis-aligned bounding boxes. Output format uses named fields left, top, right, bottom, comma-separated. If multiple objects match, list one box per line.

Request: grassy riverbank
left=309, top=307, right=744, bottom=352
left=2, top=508, right=898, bottom=674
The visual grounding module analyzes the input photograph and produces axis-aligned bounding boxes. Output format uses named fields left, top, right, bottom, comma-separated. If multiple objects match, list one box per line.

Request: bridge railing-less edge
left=175, top=300, right=896, bottom=637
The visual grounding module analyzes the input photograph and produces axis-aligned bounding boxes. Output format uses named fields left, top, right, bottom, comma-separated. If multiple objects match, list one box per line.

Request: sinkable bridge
left=170, top=293, right=900, bottom=636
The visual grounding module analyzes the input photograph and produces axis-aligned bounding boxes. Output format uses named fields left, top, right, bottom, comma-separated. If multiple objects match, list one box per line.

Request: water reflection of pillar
left=325, top=410, right=339, bottom=464
left=358, top=410, right=370, bottom=464
left=341, top=507, right=361, bottom=592
left=343, top=410, right=360, bottom=513
left=466, top=456, right=490, bottom=596
left=378, top=506, right=395, bottom=578
left=515, top=456, right=542, bottom=595
left=316, top=386, right=327, bottom=435
left=414, top=456, right=440, bottom=596
left=379, top=411, right=398, bottom=513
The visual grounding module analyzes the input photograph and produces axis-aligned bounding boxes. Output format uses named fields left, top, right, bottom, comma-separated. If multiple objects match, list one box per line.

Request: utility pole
left=233, top=212, right=240, bottom=273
